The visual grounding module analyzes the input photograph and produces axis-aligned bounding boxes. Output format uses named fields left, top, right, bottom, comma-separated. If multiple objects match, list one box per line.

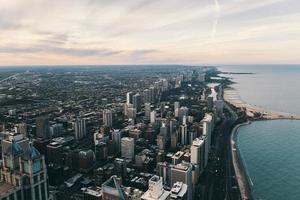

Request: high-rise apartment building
left=0, top=133, right=49, bottom=200
left=74, top=117, right=86, bottom=140
left=36, top=116, right=50, bottom=139
left=180, top=124, right=188, bottom=146
left=143, top=89, right=151, bottom=103
left=126, top=92, right=133, bottom=105
left=103, top=109, right=113, bottom=127
left=121, top=137, right=134, bottom=160
left=144, top=103, right=151, bottom=120
left=150, top=111, right=156, bottom=124
left=171, top=162, right=193, bottom=200
left=112, top=130, right=121, bottom=153
left=132, top=93, right=142, bottom=112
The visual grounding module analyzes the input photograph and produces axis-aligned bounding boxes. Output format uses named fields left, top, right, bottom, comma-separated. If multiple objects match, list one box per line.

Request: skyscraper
left=127, top=107, right=137, bottom=119
left=74, top=117, right=86, bottom=140
left=157, top=162, right=173, bottom=187
left=112, top=130, right=121, bottom=153
left=207, top=96, right=214, bottom=112
left=149, top=87, right=156, bottom=103
left=202, top=113, right=213, bottom=148
left=114, top=158, right=127, bottom=180
left=95, top=142, right=108, bottom=162
left=161, top=79, right=169, bottom=91
left=160, top=122, right=168, bottom=137
left=169, top=119, right=178, bottom=136
left=180, top=124, right=188, bottom=146
left=143, top=89, right=151, bottom=103
left=215, top=100, right=224, bottom=117
left=132, top=93, right=142, bottom=112
left=157, top=134, right=166, bottom=151
left=78, top=149, right=95, bottom=173
left=191, top=138, right=205, bottom=172
left=126, top=92, right=133, bottom=104
left=144, top=103, right=151, bottom=120
left=121, top=137, right=134, bottom=160
left=49, top=123, right=63, bottom=137
left=1, top=133, right=49, bottom=200
left=103, top=109, right=113, bottom=127
left=36, top=116, right=50, bottom=139
left=150, top=110, right=156, bottom=124
left=174, top=101, right=180, bottom=112
left=178, top=107, right=188, bottom=123
left=171, top=162, right=193, bottom=200
left=170, top=131, right=178, bottom=150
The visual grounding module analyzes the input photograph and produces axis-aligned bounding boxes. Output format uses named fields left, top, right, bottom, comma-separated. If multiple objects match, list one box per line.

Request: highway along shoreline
left=230, top=121, right=253, bottom=200
left=211, top=69, right=300, bottom=200
left=226, top=96, right=300, bottom=200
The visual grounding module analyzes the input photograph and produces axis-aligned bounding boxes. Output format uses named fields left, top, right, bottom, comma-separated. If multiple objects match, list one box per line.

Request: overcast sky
left=0, top=0, right=299, bottom=65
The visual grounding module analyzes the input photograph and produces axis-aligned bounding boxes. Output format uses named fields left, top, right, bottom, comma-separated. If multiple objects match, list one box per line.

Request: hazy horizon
left=1, top=0, right=300, bottom=65
left=1, top=63, right=300, bottom=69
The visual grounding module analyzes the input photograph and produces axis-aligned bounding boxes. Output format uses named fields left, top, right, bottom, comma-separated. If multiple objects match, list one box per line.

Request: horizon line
left=0, top=63, right=300, bottom=68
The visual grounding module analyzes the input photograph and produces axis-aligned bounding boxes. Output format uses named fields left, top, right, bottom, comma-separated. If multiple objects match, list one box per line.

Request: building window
left=24, top=188, right=32, bottom=199
left=9, top=194, right=15, bottom=200
left=35, top=185, right=40, bottom=200
left=34, top=175, right=39, bottom=184
left=17, top=190, right=22, bottom=200
left=40, top=172, right=44, bottom=181
left=41, top=183, right=46, bottom=200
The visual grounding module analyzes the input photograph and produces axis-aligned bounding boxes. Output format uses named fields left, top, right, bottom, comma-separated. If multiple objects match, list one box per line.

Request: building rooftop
left=170, top=182, right=187, bottom=197
left=82, top=186, right=102, bottom=197
left=174, top=162, right=191, bottom=171
left=172, top=151, right=185, bottom=159
left=192, top=138, right=205, bottom=146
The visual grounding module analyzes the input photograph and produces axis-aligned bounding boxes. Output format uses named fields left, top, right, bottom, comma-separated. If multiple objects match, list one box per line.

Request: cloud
left=0, top=45, right=123, bottom=57
left=0, top=21, right=22, bottom=30
left=0, top=0, right=300, bottom=65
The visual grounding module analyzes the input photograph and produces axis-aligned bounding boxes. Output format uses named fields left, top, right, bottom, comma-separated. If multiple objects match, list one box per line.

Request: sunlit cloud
left=0, top=0, right=299, bottom=65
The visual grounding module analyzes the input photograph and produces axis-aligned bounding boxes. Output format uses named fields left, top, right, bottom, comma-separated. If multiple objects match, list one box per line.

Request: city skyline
left=1, top=0, right=300, bottom=66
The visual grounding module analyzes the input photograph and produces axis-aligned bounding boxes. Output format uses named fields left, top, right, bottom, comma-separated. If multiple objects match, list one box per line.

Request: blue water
left=220, top=65, right=300, bottom=115
left=219, top=65, right=300, bottom=200
left=237, top=120, right=300, bottom=200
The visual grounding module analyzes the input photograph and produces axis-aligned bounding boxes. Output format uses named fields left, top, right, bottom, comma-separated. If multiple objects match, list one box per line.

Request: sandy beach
left=224, top=88, right=300, bottom=120
left=225, top=87, right=300, bottom=200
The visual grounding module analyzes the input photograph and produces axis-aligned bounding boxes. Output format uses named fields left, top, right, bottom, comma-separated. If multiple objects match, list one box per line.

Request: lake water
left=219, top=65, right=300, bottom=200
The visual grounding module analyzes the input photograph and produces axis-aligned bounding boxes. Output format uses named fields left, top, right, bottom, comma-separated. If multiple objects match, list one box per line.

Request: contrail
left=211, top=0, right=220, bottom=40
left=214, top=0, right=220, bottom=12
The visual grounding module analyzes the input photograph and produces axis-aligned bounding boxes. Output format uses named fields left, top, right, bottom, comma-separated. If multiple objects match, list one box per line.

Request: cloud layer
left=0, top=0, right=300, bottom=65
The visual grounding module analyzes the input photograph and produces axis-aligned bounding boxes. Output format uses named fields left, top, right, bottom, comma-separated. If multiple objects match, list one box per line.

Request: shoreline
left=225, top=88, right=300, bottom=200
left=215, top=69, right=300, bottom=199
left=217, top=68, right=300, bottom=200
left=231, top=122, right=253, bottom=200
left=224, top=88, right=300, bottom=120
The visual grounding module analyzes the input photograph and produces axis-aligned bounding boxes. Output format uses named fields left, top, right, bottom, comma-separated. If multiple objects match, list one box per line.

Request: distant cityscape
left=0, top=66, right=244, bottom=200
